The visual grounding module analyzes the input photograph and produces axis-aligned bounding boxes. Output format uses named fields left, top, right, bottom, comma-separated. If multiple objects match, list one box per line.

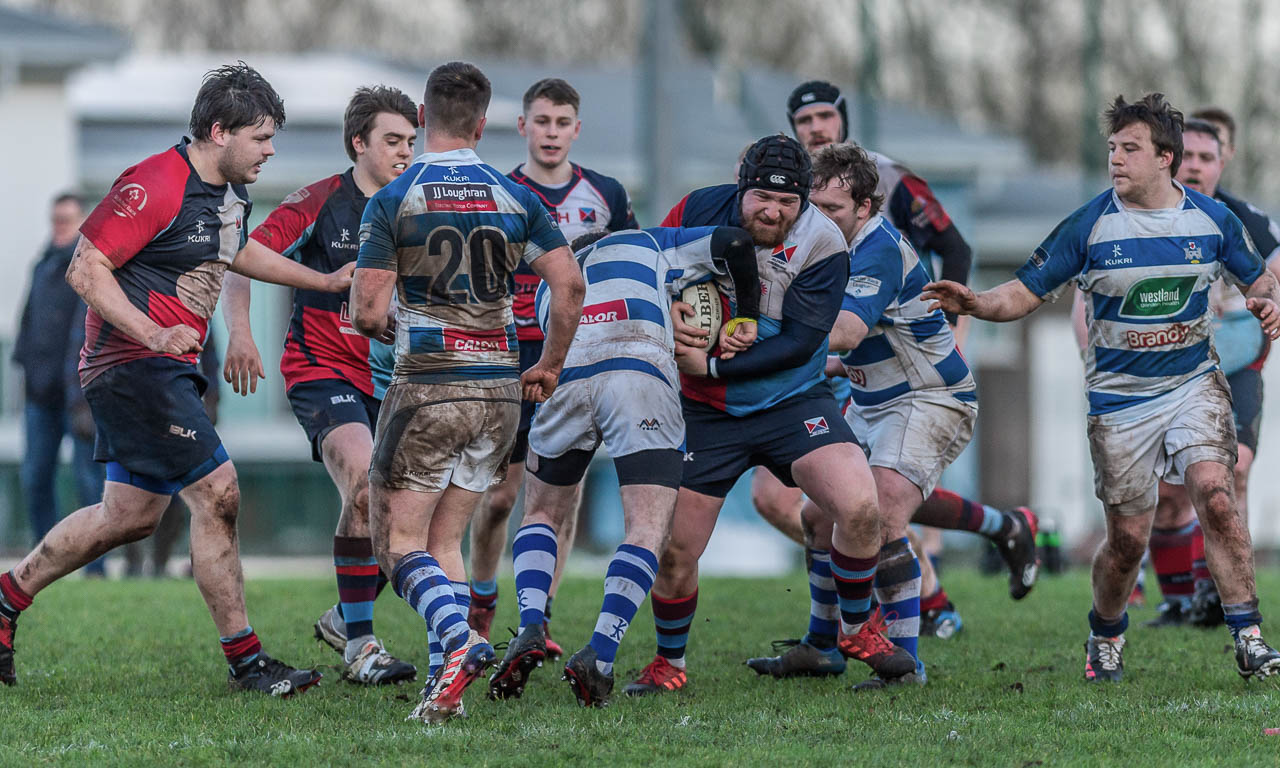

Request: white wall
left=0, top=81, right=77, bottom=339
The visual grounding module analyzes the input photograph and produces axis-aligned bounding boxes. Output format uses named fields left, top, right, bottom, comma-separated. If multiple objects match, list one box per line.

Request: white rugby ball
left=680, top=282, right=723, bottom=349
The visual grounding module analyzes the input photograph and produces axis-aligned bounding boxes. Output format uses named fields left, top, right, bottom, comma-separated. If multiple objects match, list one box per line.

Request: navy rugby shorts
left=287, top=378, right=381, bottom=462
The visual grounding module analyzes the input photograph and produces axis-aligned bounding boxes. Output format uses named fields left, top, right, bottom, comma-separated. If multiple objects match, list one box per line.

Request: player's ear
left=517, top=114, right=527, bottom=136
left=474, top=116, right=487, bottom=142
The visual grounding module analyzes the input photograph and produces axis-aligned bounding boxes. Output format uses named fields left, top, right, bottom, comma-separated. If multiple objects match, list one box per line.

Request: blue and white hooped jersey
left=356, top=148, right=567, bottom=387
left=533, top=226, right=727, bottom=387
left=1016, top=183, right=1265, bottom=415
left=839, top=215, right=975, bottom=407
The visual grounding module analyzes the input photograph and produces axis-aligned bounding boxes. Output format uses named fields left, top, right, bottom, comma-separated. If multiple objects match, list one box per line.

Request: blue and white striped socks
left=806, top=549, right=839, bottom=648
left=589, top=544, right=659, bottom=675
left=428, top=582, right=472, bottom=677
left=513, top=523, right=558, bottom=631
left=874, top=537, right=922, bottom=661
left=392, top=551, right=469, bottom=658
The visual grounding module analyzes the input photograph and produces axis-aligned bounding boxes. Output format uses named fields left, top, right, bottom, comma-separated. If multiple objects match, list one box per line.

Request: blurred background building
left=3, top=0, right=1280, bottom=567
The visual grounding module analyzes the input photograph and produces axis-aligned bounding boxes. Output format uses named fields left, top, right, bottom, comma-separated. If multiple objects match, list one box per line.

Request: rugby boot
left=623, top=655, right=687, bottom=696
left=852, top=658, right=927, bottom=691
left=1142, top=599, right=1189, bottom=628
left=409, top=630, right=495, bottom=724
left=837, top=609, right=917, bottom=679
left=544, top=621, right=564, bottom=659
left=999, top=507, right=1039, bottom=600
left=563, top=645, right=614, bottom=708
left=920, top=602, right=964, bottom=639
left=745, top=636, right=847, bottom=678
left=1083, top=634, right=1125, bottom=682
left=1188, top=580, right=1225, bottom=628
left=342, top=636, right=417, bottom=685
left=313, top=604, right=346, bottom=655
left=0, top=613, right=16, bottom=686
left=228, top=652, right=322, bottom=697
left=488, top=623, right=546, bottom=700
left=1234, top=626, right=1280, bottom=680
left=468, top=598, right=496, bottom=641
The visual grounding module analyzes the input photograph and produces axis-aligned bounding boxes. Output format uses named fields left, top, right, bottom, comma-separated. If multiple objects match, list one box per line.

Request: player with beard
left=625, top=134, right=916, bottom=696
left=465, top=78, right=637, bottom=656
left=925, top=93, right=1280, bottom=683
left=0, top=63, right=347, bottom=695
left=1138, top=117, right=1280, bottom=628
left=778, top=81, right=1038, bottom=638
left=220, top=86, right=421, bottom=684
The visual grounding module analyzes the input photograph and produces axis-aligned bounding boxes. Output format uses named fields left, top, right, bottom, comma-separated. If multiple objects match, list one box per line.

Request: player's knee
left=349, top=478, right=370, bottom=519
left=1199, top=483, right=1236, bottom=524
left=658, top=541, right=696, bottom=587
left=206, top=482, right=240, bottom=527
left=1233, top=461, right=1251, bottom=497
left=483, top=483, right=518, bottom=520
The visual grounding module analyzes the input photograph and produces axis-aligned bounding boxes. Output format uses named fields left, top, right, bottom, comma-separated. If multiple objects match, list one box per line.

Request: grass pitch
left=2, top=567, right=1279, bottom=767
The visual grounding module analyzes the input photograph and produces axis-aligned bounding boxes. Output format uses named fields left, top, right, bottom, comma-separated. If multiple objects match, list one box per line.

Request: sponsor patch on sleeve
left=848, top=275, right=882, bottom=298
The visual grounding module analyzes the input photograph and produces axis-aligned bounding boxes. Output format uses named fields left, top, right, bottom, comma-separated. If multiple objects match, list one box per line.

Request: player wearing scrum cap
left=626, top=134, right=915, bottom=696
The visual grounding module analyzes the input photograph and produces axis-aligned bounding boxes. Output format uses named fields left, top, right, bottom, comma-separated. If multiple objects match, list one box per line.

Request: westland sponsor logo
left=422, top=183, right=498, bottom=212
left=1118, top=275, right=1197, bottom=319
left=445, top=328, right=511, bottom=352
left=1126, top=323, right=1191, bottom=349
left=580, top=299, right=627, bottom=325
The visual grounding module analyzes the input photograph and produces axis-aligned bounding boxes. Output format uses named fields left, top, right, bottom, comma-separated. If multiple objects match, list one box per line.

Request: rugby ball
left=680, top=282, right=723, bottom=349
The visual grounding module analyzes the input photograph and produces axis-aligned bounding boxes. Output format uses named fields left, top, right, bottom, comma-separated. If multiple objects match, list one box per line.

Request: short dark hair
left=1183, top=118, right=1222, bottom=150
left=522, top=78, right=580, bottom=114
left=811, top=142, right=885, bottom=215
left=1191, top=106, right=1236, bottom=146
left=52, top=192, right=83, bottom=208
left=570, top=229, right=610, bottom=252
left=1103, top=93, right=1184, bottom=176
left=423, top=62, right=491, bottom=139
left=343, top=85, right=418, bottom=162
left=189, top=61, right=286, bottom=141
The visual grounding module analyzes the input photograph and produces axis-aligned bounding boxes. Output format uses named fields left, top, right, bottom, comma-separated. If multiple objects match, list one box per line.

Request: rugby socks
left=652, top=590, right=697, bottom=668
left=589, top=544, right=659, bottom=675
left=1190, top=523, right=1213, bottom=587
left=429, top=582, right=472, bottom=677
left=220, top=626, right=262, bottom=668
left=0, top=571, right=32, bottom=621
left=914, top=489, right=1013, bottom=541
left=391, top=551, right=468, bottom=656
left=334, top=536, right=380, bottom=642
left=1223, top=599, right=1263, bottom=642
left=512, top=523, right=557, bottom=631
left=1148, top=523, right=1195, bottom=605
left=830, top=547, right=877, bottom=636
left=470, top=579, right=498, bottom=615
left=805, top=549, right=840, bottom=649
left=920, top=586, right=951, bottom=614
left=874, top=538, right=922, bottom=661
left=1088, top=608, right=1128, bottom=638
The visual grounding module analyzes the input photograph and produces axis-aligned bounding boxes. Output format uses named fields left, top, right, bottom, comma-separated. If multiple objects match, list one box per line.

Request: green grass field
left=2, top=567, right=1280, bottom=767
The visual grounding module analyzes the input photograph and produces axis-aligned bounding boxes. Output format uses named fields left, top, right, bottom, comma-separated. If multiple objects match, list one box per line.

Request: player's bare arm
left=669, top=300, right=710, bottom=353
left=523, top=245, right=585, bottom=403
left=220, top=272, right=265, bottom=396
left=230, top=238, right=354, bottom=293
left=827, top=310, right=870, bottom=353
left=1241, top=268, right=1280, bottom=338
left=66, top=236, right=201, bottom=356
left=922, top=278, right=1043, bottom=322
left=348, top=267, right=396, bottom=339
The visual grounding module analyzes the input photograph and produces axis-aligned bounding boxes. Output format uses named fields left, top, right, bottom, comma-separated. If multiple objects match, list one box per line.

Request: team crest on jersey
left=803, top=416, right=829, bottom=437
left=282, top=187, right=311, bottom=205
left=771, top=241, right=798, bottom=263
left=847, top=368, right=866, bottom=387
left=111, top=183, right=148, bottom=219
left=579, top=207, right=597, bottom=223
left=1183, top=240, right=1202, bottom=263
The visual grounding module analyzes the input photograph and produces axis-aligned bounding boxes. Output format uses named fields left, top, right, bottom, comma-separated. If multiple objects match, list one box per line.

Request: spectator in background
left=12, top=193, right=105, bottom=577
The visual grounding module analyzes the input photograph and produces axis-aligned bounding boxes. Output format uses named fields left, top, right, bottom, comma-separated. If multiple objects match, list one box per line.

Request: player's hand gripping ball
left=679, top=283, right=722, bottom=350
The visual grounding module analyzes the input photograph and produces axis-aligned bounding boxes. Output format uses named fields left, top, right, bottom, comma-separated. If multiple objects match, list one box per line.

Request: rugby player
left=924, top=93, right=1280, bottom=682
left=625, top=134, right=914, bottom=696
left=747, top=143, right=976, bottom=687
left=466, top=78, right=638, bottom=656
left=783, top=81, right=1038, bottom=630
left=1142, top=114, right=1280, bottom=628
left=0, top=63, right=346, bottom=695
left=220, top=86, right=420, bottom=684
left=488, top=226, right=760, bottom=707
left=349, top=61, right=584, bottom=723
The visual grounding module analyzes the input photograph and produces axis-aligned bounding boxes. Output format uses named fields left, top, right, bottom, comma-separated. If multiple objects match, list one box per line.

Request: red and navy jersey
left=872, top=151, right=953, bottom=258
left=506, top=163, right=637, bottom=341
left=78, top=139, right=249, bottom=386
left=250, top=170, right=372, bottom=394
left=663, top=184, right=849, bottom=416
